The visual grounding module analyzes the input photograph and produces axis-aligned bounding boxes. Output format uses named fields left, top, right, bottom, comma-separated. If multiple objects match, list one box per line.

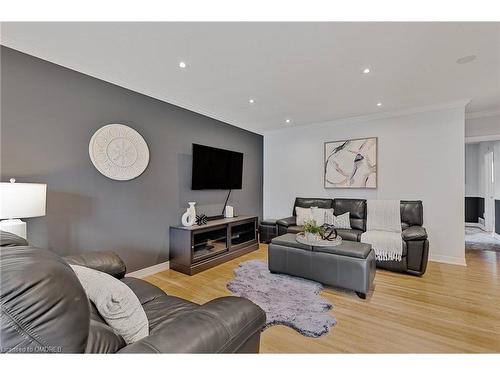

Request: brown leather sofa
left=276, top=198, right=429, bottom=276
left=0, top=231, right=266, bottom=353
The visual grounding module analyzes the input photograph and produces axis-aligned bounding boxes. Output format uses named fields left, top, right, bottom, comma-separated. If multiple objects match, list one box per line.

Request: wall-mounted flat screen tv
left=191, top=144, right=243, bottom=190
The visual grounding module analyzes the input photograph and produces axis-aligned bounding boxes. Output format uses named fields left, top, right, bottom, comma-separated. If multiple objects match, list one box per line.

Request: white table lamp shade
left=0, top=182, right=47, bottom=219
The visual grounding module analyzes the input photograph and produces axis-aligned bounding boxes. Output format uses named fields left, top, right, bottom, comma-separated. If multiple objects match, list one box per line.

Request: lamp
left=0, top=178, right=47, bottom=239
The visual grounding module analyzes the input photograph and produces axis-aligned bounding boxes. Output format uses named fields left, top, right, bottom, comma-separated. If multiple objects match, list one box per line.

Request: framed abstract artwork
left=324, top=137, right=377, bottom=188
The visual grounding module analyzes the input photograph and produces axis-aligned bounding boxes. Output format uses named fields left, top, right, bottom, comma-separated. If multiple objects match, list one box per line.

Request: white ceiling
left=1, top=22, right=499, bottom=134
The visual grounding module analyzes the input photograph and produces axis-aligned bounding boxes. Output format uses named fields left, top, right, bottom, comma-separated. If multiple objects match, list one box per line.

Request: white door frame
left=484, top=150, right=495, bottom=232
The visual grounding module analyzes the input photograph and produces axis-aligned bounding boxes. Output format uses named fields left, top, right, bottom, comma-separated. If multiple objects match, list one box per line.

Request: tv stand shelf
left=169, top=215, right=259, bottom=275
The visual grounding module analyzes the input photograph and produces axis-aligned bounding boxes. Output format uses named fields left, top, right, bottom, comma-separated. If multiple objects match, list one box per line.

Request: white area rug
left=465, top=227, right=500, bottom=252
left=227, top=260, right=336, bottom=338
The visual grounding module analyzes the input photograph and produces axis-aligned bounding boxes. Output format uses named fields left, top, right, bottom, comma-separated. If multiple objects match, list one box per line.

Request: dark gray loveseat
left=0, top=231, right=266, bottom=353
left=276, top=198, right=429, bottom=276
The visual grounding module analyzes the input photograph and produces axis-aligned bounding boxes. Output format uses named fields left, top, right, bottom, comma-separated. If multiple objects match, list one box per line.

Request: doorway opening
left=464, top=141, right=500, bottom=252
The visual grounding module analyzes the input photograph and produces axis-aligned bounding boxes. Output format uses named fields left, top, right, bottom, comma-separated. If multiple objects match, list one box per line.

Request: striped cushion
left=325, top=212, right=351, bottom=229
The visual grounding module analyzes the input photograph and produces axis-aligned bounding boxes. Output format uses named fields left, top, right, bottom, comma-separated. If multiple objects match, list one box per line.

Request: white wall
left=264, top=106, right=466, bottom=265
left=465, top=143, right=480, bottom=197
left=465, top=114, right=500, bottom=138
left=477, top=141, right=500, bottom=200
left=496, top=142, right=500, bottom=199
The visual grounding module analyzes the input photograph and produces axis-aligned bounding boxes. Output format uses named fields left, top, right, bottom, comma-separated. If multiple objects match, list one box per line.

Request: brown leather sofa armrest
left=118, top=296, right=266, bottom=353
left=64, top=251, right=126, bottom=279
left=276, top=216, right=296, bottom=227
left=402, top=226, right=428, bottom=241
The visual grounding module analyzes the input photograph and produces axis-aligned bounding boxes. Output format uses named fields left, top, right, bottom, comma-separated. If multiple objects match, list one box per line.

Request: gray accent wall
left=1, top=47, right=263, bottom=271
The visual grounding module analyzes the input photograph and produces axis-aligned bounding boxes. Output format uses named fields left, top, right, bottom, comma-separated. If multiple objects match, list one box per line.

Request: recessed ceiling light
left=285, top=119, right=291, bottom=124
left=456, top=55, right=476, bottom=64
left=249, top=99, right=255, bottom=104
left=178, top=61, right=187, bottom=68
left=363, top=68, right=371, bottom=74
left=377, top=102, right=382, bottom=107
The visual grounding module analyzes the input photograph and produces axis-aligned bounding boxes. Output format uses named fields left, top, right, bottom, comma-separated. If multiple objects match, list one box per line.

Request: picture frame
left=324, top=137, right=378, bottom=189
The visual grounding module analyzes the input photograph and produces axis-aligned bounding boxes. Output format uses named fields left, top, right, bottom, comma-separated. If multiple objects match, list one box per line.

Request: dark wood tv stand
left=169, top=215, right=259, bottom=275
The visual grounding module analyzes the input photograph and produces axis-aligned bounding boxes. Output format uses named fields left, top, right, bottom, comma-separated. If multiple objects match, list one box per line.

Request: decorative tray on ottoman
left=295, top=233, right=342, bottom=247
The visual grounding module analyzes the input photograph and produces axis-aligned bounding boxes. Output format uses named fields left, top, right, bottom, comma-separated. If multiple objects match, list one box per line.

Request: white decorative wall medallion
left=89, top=124, right=150, bottom=181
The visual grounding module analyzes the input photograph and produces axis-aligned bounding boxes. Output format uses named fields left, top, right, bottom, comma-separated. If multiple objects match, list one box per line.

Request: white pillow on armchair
left=70, top=265, right=149, bottom=344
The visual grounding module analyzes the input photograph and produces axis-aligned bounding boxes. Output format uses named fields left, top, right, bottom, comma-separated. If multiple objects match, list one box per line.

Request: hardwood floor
left=144, top=245, right=500, bottom=353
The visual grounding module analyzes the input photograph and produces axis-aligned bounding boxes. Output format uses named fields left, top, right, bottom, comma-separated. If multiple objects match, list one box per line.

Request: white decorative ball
left=89, top=124, right=150, bottom=181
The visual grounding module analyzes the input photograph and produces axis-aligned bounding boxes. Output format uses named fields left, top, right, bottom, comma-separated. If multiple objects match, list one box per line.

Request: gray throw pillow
left=311, top=207, right=334, bottom=226
left=70, top=264, right=148, bottom=344
left=325, top=211, right=352, bottom=229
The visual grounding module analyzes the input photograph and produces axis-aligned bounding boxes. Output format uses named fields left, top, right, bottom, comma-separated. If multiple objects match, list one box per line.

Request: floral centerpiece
left=301, top=219, right=339, bottom=245
left=303, top=219, right=322, bottom=243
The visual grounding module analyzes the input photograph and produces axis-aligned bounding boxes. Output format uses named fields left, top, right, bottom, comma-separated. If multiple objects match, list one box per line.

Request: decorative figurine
left=181, top=202, right=196, bottom=227
left=195, top=214, right=208, bottom=226
left=320, top=224, right=337, bottom=241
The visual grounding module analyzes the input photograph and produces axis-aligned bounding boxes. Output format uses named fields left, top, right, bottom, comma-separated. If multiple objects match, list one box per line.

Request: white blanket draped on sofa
left=361, top=200, right=403, bottom=261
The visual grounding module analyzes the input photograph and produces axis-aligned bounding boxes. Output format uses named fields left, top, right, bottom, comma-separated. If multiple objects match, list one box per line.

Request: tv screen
left=191, top=144, right=243, bottom=190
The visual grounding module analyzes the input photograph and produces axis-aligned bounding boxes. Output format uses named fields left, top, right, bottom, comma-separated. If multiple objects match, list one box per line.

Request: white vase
left=181, top=202, right=196, bottom=227
left=305, top=232, right=319, bottom=244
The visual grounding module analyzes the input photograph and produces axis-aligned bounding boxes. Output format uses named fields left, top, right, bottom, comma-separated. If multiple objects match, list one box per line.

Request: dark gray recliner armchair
left=276, top=198, right=429, bottom=276
left=0, top=231, right=266, bottom=353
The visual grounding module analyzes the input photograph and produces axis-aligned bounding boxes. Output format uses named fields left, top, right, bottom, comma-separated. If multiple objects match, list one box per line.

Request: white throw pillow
left=325, top=210, right=334, bottom=225
left=70, top=265, right=149, bottom=344
left=295, top=207, right=313, bottom=226
left=325, top=212, right=352, bottom=229
left=311, top=207, right=334, bottom=226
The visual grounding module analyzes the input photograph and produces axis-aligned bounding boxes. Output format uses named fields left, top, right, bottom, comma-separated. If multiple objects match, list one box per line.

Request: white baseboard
left=428, top=254, right=467, bottom=266
left=126, top=261, right=170, bottom=278
left=465, top=222, right=480, bottom=227
left=494, top=233, right=500, bottom=241
left=465, top=222, right=486, bottom=230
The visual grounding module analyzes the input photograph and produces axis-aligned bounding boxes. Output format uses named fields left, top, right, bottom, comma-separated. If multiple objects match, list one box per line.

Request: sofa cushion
left=333, top=199, right=367, bottom=231
left=400, top=200, right=423, bottom=227
left=0, top=246, right=90, bottom=353
left=286, top=225, right=304, bottom=234
left=336, top=228, right=363, bottom=242
left=119, top=297, right=266, bottom=353
left=121, top=276, right=166, bottom=303
left=293, top=197, right=333, bottom=216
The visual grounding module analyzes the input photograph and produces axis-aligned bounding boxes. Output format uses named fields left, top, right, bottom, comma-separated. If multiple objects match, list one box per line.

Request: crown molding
left=465, top=109, right=500, bottom=120
left=264, top=99, right=470, bottom=134
left=465, top=134, right=500, bottom=143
